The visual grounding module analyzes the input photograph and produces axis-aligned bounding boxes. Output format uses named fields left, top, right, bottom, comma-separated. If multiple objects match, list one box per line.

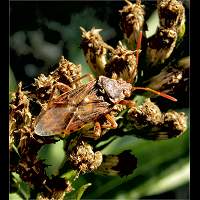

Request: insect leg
left=101, top=114, right=118, bottom=129
left=49, top=82, right=72, bottom=101
left=118, top=100, right=136, bottom=109
left=94, top=121, right=102, bottom=139
left=81, top=122, right=102, bottom=140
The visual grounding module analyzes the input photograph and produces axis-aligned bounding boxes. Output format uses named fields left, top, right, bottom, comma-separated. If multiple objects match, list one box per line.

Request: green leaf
left=9, top=193, right=23, bottom=200
left=146, top=10, right=160, bottom=38
left=85, top=129, right=189, bottom=199
left=61, top=170, right=78, bottom=182
left=115, top=159, right=189, bottom=199
left=37, top=140, right=65, bottom=177
left=11, top=172, right=30, bottom=200
left=9, top=66, right=17, bottom=100
left=75, top=183, right=92, bottom=200
left=64, top=182, right=92, bottom=200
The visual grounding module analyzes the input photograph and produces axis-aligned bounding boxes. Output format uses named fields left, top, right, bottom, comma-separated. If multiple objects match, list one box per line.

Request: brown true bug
left=34, top=74, right=176, bottom=139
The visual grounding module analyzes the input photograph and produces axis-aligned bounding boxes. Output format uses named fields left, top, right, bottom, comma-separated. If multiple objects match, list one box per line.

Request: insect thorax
left=97, top=76, right=132, bottom=104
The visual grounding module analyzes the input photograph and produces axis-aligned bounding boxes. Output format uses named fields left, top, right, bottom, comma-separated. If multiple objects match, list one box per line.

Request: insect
left=34, top=75, right=177, bottom=139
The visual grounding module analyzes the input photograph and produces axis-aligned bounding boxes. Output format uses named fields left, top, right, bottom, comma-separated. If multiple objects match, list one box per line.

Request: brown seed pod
left=146, top=27, right=177, bottom=66
left=9, top=82, right=33, bottom=151
left=80, top=27, right=113, bottom=76
left=163, top=110, right=187, bottom=137
left=157, top=0, right=185, bottom=35
left=68, top=139, right=103, bottom=174
left=127, top=98, right=187, bottom=140
left=119, top=0, right=145, bottom=49
left=145, top=56, right=189, bottom=96
left=32, top=56, right=82, bottom=103
left=52, top=56, right=82, bottom=88
left=128, top=98, right=163, bottom=130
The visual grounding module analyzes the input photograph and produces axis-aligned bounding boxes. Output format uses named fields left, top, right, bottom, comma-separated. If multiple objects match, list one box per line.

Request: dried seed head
left=9, top=82, right=33, bottom=150
left=32, top=74, right=55, bottom=102
left=158, top=0, right=185, bottom=34
left=119, top=0, right=145, bottom=49
left=34, top=56, right=82, bottom=88
left=95, top=150, right=137, bottom=177
left=127, top=99, right=187, bottom=140
left=32, top=56, right=82, bottom=104
left=52, top=56, right=82, bottom=88
left=33, top=74, right=54, bottom=90
left=68, top=140, right=103, bottom=174
left=80, top=27, right=113, bottom=75
left=163, top=110, right=187, bottom=137
left=38, top=178, right=72, bottom=199
left=105, top=43, right=138, bottom=84
left=146, top=27, right=177, bottom=66
left=128, top=98, right=163, bottom=129
left=145, top=56, right=189, bottom=95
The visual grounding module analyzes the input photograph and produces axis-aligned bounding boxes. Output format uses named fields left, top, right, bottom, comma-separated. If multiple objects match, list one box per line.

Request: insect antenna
left=132, top=86, right=177, bottom=102
left=136, top=31, right=143, bottom=65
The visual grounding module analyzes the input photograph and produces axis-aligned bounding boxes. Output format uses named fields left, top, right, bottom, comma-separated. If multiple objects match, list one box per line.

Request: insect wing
left=34, top=80, right=96, bottom=136
left=34, top=106, right=75, bottom=136
left=50, top=80, right=96, bottom=106
left=65, top=94, right=111, bottom=134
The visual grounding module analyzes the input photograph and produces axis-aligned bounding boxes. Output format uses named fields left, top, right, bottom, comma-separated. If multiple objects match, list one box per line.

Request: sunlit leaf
left=37, top=140, right=65, bottom=177
left=146, top=10, right=160, bottom=38
left=9, top=193, right=23, bottom=200
left=75, top=183, right=92, bottom=200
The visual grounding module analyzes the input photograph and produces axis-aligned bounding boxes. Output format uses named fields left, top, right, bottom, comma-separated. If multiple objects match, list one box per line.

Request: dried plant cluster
left=146, top=0, right=185, bottom=67
left=9, top=0, right=188, bottom=199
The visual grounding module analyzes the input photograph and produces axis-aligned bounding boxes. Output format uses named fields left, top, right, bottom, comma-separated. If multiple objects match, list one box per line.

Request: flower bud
left=146, top=27, right=177, bottom=66
left=119, top=0, right=145, bottom=49
left=105, top=42, right=138, bottom=83
left=80, top=27, right=113, bottom=76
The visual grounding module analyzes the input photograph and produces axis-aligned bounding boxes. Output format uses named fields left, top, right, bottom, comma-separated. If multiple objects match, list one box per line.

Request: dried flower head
left=80, top=27, right=113, bottom=75
left=119, top=0, right=145, bottom=49
left=146, top=27, right=177, bottom=66
left=52, top=56, right=82, bottom=88
left=127, top=98, right=187, bottom=140
left=128, top=98, right=163, bottom=129
left=145, top=56, right=189, bottom=95
left=32, top=56, right=82, bottom=105
left=157, top=0, right=185, bottom=37
left=9, top=82, right=33, bottom=151
left=105, top=42, right=138, bottom=83
left=163, top=110, right=187, bottom=137
left=68, top=139, right=103, bottom=174
left=37, top=178, right=72, bottom=199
